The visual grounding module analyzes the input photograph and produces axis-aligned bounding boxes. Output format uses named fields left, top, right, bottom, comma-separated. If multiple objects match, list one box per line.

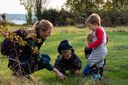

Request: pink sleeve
left=88, top=28, right=104, bottom=49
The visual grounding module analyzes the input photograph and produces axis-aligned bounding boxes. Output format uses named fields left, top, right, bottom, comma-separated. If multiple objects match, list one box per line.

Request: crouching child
left=54, top=40, right=82, bottom=75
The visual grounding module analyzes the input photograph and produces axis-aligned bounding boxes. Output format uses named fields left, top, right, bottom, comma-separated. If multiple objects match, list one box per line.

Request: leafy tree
left=20, top=0, right=33, bottom=24
left=41, top=8, right=74, bottom=26
left=41, top=9, right=59, bottom=25
left=19, top=0, right=50, bottom=22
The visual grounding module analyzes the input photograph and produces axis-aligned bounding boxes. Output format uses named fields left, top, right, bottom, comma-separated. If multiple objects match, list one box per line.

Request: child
left=84, top=32, right=93, bottom=59
left=85, top=13, right=108, bottom=81
left=1, top=20, right=66, bottom=84
left=83, top=32, right=107, bottom=76
left=83, top=32, right=93, bottom=75
left=54, top=40, right=82, bottom=75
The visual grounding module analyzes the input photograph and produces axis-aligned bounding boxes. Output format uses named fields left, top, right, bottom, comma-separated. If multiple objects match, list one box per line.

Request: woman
left=6, top=20, right=65, bottom=84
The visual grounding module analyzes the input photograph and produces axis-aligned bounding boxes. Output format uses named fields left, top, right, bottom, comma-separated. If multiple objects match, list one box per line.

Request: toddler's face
left=61, top=50, right=72, bottom=60
left=87, top=23, right=97, bottom=31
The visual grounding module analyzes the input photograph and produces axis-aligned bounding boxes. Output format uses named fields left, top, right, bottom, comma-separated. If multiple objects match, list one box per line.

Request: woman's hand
left=53, top=67, right=67, bottom=80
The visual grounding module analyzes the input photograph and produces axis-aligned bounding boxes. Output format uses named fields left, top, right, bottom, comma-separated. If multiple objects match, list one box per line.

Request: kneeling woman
left=5, top=20, right=65, bottom=83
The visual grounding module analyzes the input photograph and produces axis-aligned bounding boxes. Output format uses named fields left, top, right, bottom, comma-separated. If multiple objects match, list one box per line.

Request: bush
left=99, top=9, right=128, bottom=27
left=40, top=8, right=128, bottom=27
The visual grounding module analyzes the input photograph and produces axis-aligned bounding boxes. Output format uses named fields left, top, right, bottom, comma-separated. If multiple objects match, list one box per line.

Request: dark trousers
left=9, top=54, right=51, bottom=76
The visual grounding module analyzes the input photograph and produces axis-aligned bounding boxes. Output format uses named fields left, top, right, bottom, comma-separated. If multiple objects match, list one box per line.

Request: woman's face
left=39, top=28, right=53, bottom=39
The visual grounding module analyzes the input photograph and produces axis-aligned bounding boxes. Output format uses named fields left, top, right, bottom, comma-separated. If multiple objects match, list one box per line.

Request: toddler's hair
left=85, top=13, right=101, bottom=26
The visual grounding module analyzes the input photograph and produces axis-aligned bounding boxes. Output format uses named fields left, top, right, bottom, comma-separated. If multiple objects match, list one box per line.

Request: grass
left=0, top=26, right=128, bottom=85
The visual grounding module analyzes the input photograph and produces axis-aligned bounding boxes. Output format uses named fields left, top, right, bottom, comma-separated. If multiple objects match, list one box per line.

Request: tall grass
left=0, top=26, right=128, bottom=85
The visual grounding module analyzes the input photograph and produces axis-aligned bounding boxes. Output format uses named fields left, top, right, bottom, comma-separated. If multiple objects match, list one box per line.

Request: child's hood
left=58, top=40, right=74, bottom=54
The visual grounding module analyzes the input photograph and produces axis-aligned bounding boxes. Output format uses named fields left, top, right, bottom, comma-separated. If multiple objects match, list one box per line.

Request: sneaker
left=92, top=73, right=101, bottom=81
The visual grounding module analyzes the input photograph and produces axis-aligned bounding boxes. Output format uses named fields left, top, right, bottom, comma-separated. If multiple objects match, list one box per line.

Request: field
left=0, top=26, right=128, bottom=85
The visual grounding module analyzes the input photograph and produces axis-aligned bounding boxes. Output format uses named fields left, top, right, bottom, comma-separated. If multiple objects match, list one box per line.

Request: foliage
left=41, top=8, right=74, bottom=26
left=99, top=9, right=128, bottom=26
left=20, top=0, right=33, bottom=24
left=19, top=0, right=50, bottom=22
left=62, top=0, right=128, bottom=26
left=18, top=0, right=128, bottom=26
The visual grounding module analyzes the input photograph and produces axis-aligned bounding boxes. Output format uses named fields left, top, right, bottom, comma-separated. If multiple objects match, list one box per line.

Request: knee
left=41, top=54, right=51, bottom=62
left=83, top=64, right=91, bottom=75
left=90, top=64, right=98, bottom=74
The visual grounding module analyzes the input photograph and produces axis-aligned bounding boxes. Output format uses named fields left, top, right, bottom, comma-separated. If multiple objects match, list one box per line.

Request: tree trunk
left=35, top=0, right=42, bottom=21
left=26, top=9, right=32, bottom=24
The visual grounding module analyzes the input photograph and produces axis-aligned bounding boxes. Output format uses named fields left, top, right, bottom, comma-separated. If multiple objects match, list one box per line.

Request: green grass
left=0, top=26, right=128, bottom=85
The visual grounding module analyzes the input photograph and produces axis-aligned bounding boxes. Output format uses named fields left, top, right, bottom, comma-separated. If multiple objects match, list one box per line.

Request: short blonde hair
left=85, top=13, right=101, bottom=26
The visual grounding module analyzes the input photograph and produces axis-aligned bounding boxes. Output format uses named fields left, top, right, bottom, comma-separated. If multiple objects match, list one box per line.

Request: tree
left=20, top=0, right=33, bottom=24
left=41, top=9, right=59, bottom=25
left=65, top=0, right=96, bottom=24
left=20, top=0, right=50, bottom=23
left=34, top=0, right=50, bottom=21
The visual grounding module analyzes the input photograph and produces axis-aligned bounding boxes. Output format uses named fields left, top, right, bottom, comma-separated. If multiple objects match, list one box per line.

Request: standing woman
left=6, top=20, right=65, bottom=84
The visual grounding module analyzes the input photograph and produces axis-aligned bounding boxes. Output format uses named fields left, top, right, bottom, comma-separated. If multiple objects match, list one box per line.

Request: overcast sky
left=0, top=0, right=66, bottom=14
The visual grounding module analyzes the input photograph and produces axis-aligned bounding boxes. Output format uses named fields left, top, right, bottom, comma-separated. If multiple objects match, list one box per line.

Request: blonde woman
left=2, top=20, right=66, bottom=84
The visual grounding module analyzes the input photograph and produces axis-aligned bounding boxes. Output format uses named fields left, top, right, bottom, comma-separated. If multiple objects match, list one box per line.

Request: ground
left=0, top=26, right=128, bottom=85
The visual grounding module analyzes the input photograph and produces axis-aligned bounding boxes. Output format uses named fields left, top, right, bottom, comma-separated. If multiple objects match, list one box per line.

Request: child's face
left=40, top=28, right=53, bottom=39
left=61, top=50, right=72, bottom=60
left=87, top=23, right=97, bottom=31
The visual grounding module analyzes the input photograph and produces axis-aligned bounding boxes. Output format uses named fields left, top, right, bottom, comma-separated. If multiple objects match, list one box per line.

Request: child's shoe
left=92, top=73, right=101, bottom=81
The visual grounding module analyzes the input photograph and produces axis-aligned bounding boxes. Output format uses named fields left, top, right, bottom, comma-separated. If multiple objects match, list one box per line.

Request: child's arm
left=53, top=67, right=67, bottom=80
left=88, top=27, right=104, bottom=49
left=73, top=53, right=82, bottom=75
left=54, top=55, right=62, bottom=70
left=73, top=53, right=82, bottom=70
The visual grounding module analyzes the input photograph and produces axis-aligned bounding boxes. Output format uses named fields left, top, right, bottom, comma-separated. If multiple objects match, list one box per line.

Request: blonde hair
left=33, top=19, right=53, bottom=32
left=85, top=13, right=101, bottom=26
left=27, top=19, right=53, bottom=37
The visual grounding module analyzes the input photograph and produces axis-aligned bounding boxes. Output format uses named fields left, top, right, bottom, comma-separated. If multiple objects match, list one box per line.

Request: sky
left=0, top=0, right=66, bottom=14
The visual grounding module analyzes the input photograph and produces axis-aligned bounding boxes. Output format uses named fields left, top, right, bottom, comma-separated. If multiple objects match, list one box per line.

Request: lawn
left=0, top=26, right=128, bottom=85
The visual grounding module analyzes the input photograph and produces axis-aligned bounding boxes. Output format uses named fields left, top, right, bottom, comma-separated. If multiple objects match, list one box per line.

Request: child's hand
left=86, top=44, right=90, bottom=49
left=57, top=71, right=67, bottom=80
left=53, top=67, right=67, bottom=80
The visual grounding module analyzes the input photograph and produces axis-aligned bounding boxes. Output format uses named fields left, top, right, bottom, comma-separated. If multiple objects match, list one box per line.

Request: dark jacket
left=8, top=29, right=53, bottom=76
left=54, top=40, right=82, bottom=73
left=54, top=53, right=82, bottom=71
